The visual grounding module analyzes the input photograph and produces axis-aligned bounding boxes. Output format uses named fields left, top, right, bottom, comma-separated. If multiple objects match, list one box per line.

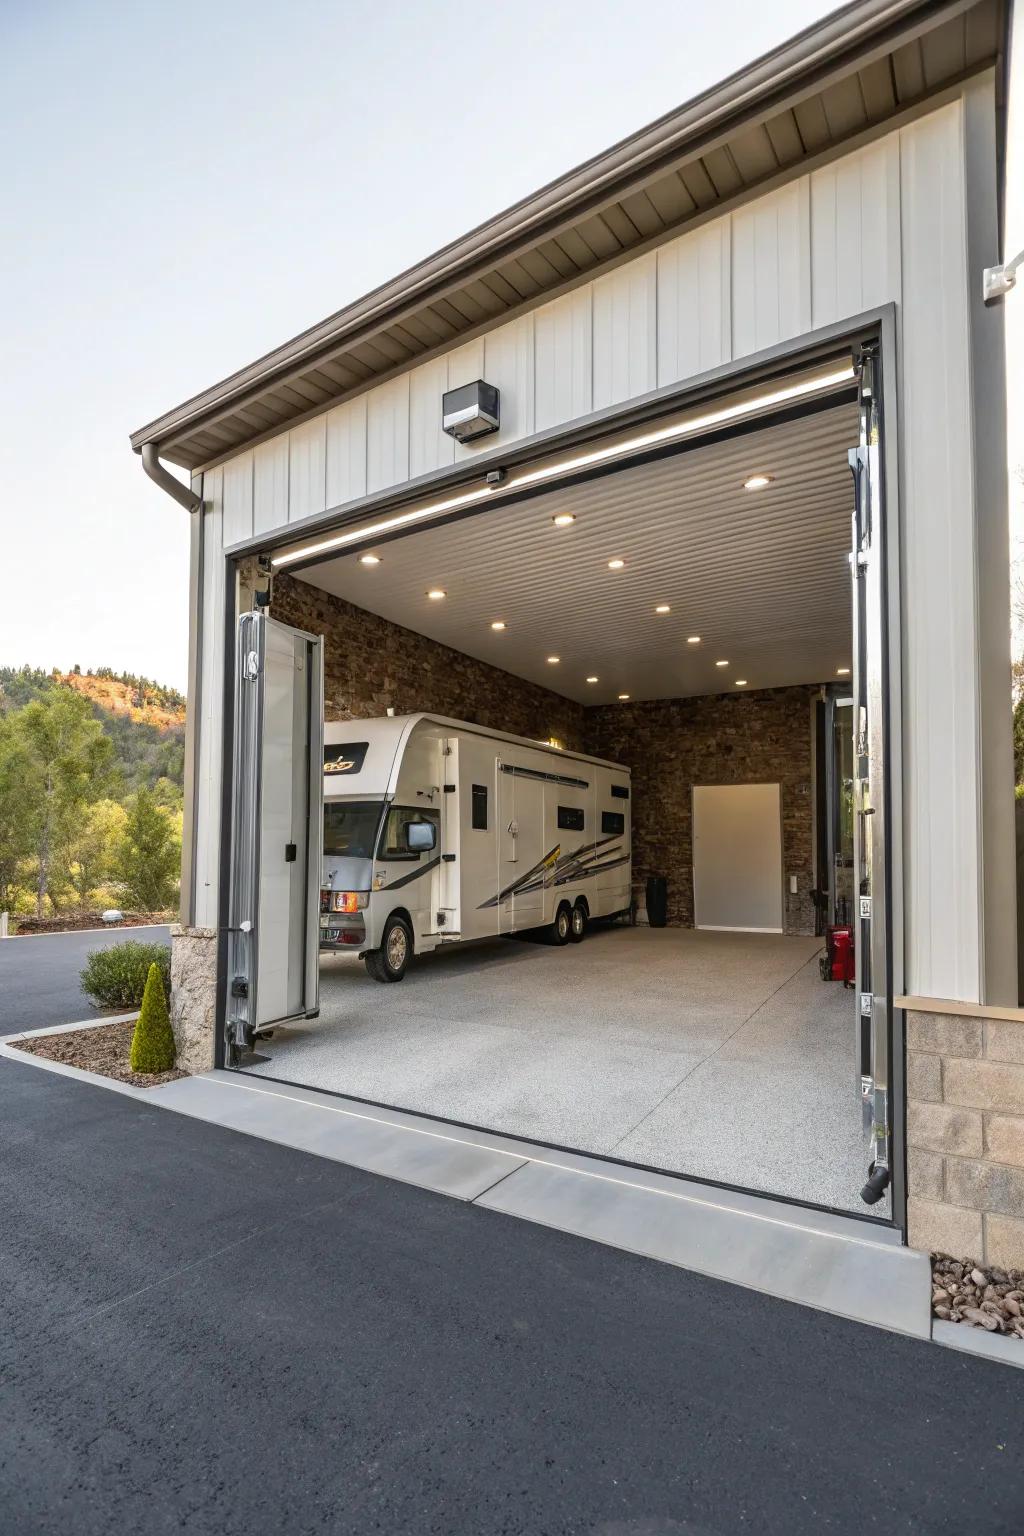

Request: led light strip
left=272, top=361, right=855, bottom=569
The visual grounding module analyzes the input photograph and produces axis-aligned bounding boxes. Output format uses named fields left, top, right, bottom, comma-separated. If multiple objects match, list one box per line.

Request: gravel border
left=932, top=1253, right=1024, bottom=1339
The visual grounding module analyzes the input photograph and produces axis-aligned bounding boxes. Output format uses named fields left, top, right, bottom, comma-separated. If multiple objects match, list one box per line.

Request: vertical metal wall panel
left=592, top=251, right=657, bottom=410
left=287, top=416, right=327, bottom=523
left=479, top=313, right=535, bottom=449
left=366, top=373, right=410, bottom=492
left=731, top=179, right=812, bottom=358
left=897, top=99, right=981, bottom=1001
left=253, top=435, right=289, bottom=534
left=221, top=450, right=254, bottom=546
left=409, top=355, right=454, bottom=480
left=810, top=135, right=902, bottom=327
left=534, top=288, right=593, bottom=432
left=656, top=220, right=732, bottom=386
left=194, top=467, right=225, bottom=929
left=325, top=395, right=368, bottom=509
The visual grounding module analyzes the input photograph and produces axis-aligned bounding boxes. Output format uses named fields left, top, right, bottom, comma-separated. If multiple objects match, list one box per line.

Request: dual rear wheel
left=553, top=900, right=587, bottom=946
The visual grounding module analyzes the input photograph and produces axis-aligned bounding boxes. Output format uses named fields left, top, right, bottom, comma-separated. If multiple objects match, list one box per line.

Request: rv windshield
left=323, top=802, right=383, bottom=859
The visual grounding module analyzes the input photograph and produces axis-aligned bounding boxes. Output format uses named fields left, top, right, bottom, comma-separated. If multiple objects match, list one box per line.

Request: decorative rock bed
left=932, top=1253, right=1024, bottom=1338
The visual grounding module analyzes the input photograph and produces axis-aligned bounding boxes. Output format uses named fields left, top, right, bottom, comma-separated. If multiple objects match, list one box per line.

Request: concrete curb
left=931, top=1318, right=1024, bottom=1370
left=2, top=1013, right=139, bottom=1043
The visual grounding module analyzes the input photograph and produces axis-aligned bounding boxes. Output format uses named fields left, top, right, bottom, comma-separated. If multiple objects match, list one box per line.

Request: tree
left=116, top=788, right=181, bottom=911
left=0, top=717, right=40, bottom=910
left=60, top=798, right=128, bottom=904
left=11, top=690, right=112, bottom=916
left=130, top=962, right=176, bottom=1073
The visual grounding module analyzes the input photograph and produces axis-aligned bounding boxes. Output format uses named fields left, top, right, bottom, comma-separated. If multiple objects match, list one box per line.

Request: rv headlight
left=333, top=890, right=368, bottom=913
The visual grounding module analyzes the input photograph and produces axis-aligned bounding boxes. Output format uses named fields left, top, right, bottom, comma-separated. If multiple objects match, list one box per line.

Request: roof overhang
left=130, top=0, right=1004, bottom=473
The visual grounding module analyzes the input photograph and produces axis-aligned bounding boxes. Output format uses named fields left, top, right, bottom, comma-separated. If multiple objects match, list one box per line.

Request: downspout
left=138, top=442, right=204, bottom=926
left=140, top=442, right=203, bottom=513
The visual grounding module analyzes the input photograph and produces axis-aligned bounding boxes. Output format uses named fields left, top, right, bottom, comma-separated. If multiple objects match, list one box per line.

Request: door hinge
left=243, top=649, right=260, bottom=681
left=442, top=853, right=456, bottom=862
left=443, top=784, right=456, bottom=793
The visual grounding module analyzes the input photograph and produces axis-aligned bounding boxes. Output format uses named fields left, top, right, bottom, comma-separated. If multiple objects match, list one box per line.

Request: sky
left=0, top=0, right=845, bottom=692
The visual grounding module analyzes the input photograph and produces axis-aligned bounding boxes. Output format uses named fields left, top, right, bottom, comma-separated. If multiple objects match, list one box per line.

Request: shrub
left=81, top=941, right=171, bottom=1010
left=130, top=962, right=176, bottom=1074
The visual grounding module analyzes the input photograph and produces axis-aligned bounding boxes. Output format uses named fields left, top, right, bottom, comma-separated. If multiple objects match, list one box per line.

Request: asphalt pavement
left=0, top=924, right=171, bottom=1033
left=1, top=1051, right=1021, bottom=1535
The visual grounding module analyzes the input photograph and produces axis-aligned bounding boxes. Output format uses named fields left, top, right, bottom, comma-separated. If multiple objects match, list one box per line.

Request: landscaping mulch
left=10, top=1021, right=186, bottom=1088
left=932, top=1253, right=1024, bottom=1339
left=12, top=912, right=170, bottom=936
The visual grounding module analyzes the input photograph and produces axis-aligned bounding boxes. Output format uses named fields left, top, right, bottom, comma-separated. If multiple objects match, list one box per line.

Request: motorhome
left=320, top=715, right=632, bottom=979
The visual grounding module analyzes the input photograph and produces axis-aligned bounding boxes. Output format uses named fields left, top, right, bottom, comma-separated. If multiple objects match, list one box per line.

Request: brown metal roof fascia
left=129, top=0, right=978, bottom=458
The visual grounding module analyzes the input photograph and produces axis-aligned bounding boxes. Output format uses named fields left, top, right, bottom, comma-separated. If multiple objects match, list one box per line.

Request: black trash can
left=646, top=876, right=668, bottom=928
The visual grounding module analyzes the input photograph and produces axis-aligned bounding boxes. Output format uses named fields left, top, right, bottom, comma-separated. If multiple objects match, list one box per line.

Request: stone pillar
left=906, top=1007, right=1024, bottom=1267
left=169, top=925, right=218, bottom=1074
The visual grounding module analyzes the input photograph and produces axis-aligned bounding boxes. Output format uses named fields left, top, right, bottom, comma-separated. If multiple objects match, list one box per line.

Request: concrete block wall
left=906, top=1009, right=1024, bottom=1267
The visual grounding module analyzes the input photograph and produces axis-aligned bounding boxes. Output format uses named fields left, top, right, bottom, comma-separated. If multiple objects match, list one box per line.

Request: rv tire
left=569, top=901, right=587, bottom=942
left=365, top=915, right=412, bottom=982
left=551, top=902, right=572, bottom=946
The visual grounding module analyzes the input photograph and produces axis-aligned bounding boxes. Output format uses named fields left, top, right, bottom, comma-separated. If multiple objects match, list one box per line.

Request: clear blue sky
left=2, top=0, right=839, bottom=690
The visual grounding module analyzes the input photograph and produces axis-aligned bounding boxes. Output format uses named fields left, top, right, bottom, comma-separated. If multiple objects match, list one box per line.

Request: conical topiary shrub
left=130, top=962, right=177, bottom=1074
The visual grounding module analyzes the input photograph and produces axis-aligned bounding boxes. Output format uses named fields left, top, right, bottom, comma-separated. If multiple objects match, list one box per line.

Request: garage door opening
left=224, top=343, right=894, bottom=1220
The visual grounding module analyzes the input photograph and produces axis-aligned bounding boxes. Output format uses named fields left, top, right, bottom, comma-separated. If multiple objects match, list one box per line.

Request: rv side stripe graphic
left=477, top=835, right=625, bottom=909
left=384, top=855, right=441, bottom=889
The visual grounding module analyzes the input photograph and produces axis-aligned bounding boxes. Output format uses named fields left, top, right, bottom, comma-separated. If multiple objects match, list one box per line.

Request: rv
left=320, top=715, right=632, bottom=980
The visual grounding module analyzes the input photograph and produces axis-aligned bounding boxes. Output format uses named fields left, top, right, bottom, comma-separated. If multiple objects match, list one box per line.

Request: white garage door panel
left=693, top=784, right=783, bottom=933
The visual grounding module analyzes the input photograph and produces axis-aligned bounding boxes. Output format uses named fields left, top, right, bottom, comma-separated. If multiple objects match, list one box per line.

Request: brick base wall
left=273, top=578, right=819, bottom=935
left=906, top=1010, right=1024, bottom=1267
left=587, top=690, right=817, bottom=934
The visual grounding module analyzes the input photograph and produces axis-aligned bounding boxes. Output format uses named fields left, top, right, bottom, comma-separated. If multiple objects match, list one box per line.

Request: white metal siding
left=190, top=88, right=1004, bottom=1003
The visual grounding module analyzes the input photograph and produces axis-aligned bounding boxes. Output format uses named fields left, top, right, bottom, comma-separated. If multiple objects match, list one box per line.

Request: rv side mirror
left=406, top=820, right=436, bottom=852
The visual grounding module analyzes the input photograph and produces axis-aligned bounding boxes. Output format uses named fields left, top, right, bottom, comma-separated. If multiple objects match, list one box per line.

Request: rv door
left=226, top=612, right=323, bottom=1055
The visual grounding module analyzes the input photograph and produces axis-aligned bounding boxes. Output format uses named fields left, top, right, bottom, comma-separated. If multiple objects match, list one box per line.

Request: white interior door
left=227, top=612, right=323, bottom=1053
left=692, top=783, right=783, bottom=932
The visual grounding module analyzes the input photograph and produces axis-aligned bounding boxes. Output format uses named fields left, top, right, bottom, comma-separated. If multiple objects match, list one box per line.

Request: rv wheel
left=365, top=916, right=412, bottom=982
left=569, top=902, right=587, bottom=943
left=552, top=903, right=572, bottom=946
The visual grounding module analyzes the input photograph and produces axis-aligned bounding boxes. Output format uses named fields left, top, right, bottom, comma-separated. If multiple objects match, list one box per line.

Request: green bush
left=130, top=962, right=176, bottom=1074
left=81, top=941, right=171, bottom=1009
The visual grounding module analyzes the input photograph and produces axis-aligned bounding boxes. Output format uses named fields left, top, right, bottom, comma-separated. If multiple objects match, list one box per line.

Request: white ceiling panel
left=297, top=403, right=858, bottom=704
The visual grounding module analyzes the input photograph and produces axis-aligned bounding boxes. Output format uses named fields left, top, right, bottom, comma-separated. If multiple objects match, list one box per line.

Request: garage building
left=132, top=0, right=1022, bottom=1265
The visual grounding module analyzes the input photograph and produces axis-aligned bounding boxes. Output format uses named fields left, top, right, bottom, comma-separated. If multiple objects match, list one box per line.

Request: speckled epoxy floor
left=247, top=926, right=879, bottom=1214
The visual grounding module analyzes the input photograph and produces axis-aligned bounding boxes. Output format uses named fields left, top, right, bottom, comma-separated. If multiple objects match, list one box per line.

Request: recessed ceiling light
left=552, top=513, right=576, bottom=527
left=837, top=666, right=851, bottom=675
left=490, top=621, right=506, bottom=631
left=687, top=636, right=701, bottom=645
left=618, top=693, right=630, bottom=701
left=608, top=558, right=625, bottom=570
left=715, top=659, right=729, bottom=668
left=735, top=679, right=748, bottom=687
left=586, top=676, right=599, bottom=684
left=655, top=604, right=671, bottom=614
left=359, top=553, right=381, bottom=566
left=547, top=656, right=560, bottom=664
left=426, top=588, right=446, bottom=600
left=744, top=474, right=773, bottom=491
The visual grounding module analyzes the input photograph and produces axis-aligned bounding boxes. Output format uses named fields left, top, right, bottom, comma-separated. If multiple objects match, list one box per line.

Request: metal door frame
left=210, top=306, right=905, bottom=1229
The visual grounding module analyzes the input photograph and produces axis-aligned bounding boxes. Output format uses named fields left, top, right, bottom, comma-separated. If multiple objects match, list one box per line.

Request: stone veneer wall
left=272, top=573, right=587, bottom=750
left=906, top=1009, right=1024, bottom=1267
left=587, top=689, right=817, bottom=933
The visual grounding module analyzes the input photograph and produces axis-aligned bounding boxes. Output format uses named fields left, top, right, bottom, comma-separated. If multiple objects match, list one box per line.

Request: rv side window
left=471, top=784, right=488, bottom=830
left=557, top=805, right=585, bottom=831
left=611, top=784, right=629, bottom=800
left=601, top=811, right=625, bottom=836
left=378, top=806, right=440, bottom=861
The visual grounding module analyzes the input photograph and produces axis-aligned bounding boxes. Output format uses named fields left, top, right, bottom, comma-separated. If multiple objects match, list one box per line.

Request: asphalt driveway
left=1, top=1051, right=1021, bottom=1535
left=0, top=925, right=171, bottom=1033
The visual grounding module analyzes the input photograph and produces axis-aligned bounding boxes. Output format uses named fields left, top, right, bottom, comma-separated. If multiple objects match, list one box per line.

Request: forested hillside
left=0, top=667, right=185, bottom=921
